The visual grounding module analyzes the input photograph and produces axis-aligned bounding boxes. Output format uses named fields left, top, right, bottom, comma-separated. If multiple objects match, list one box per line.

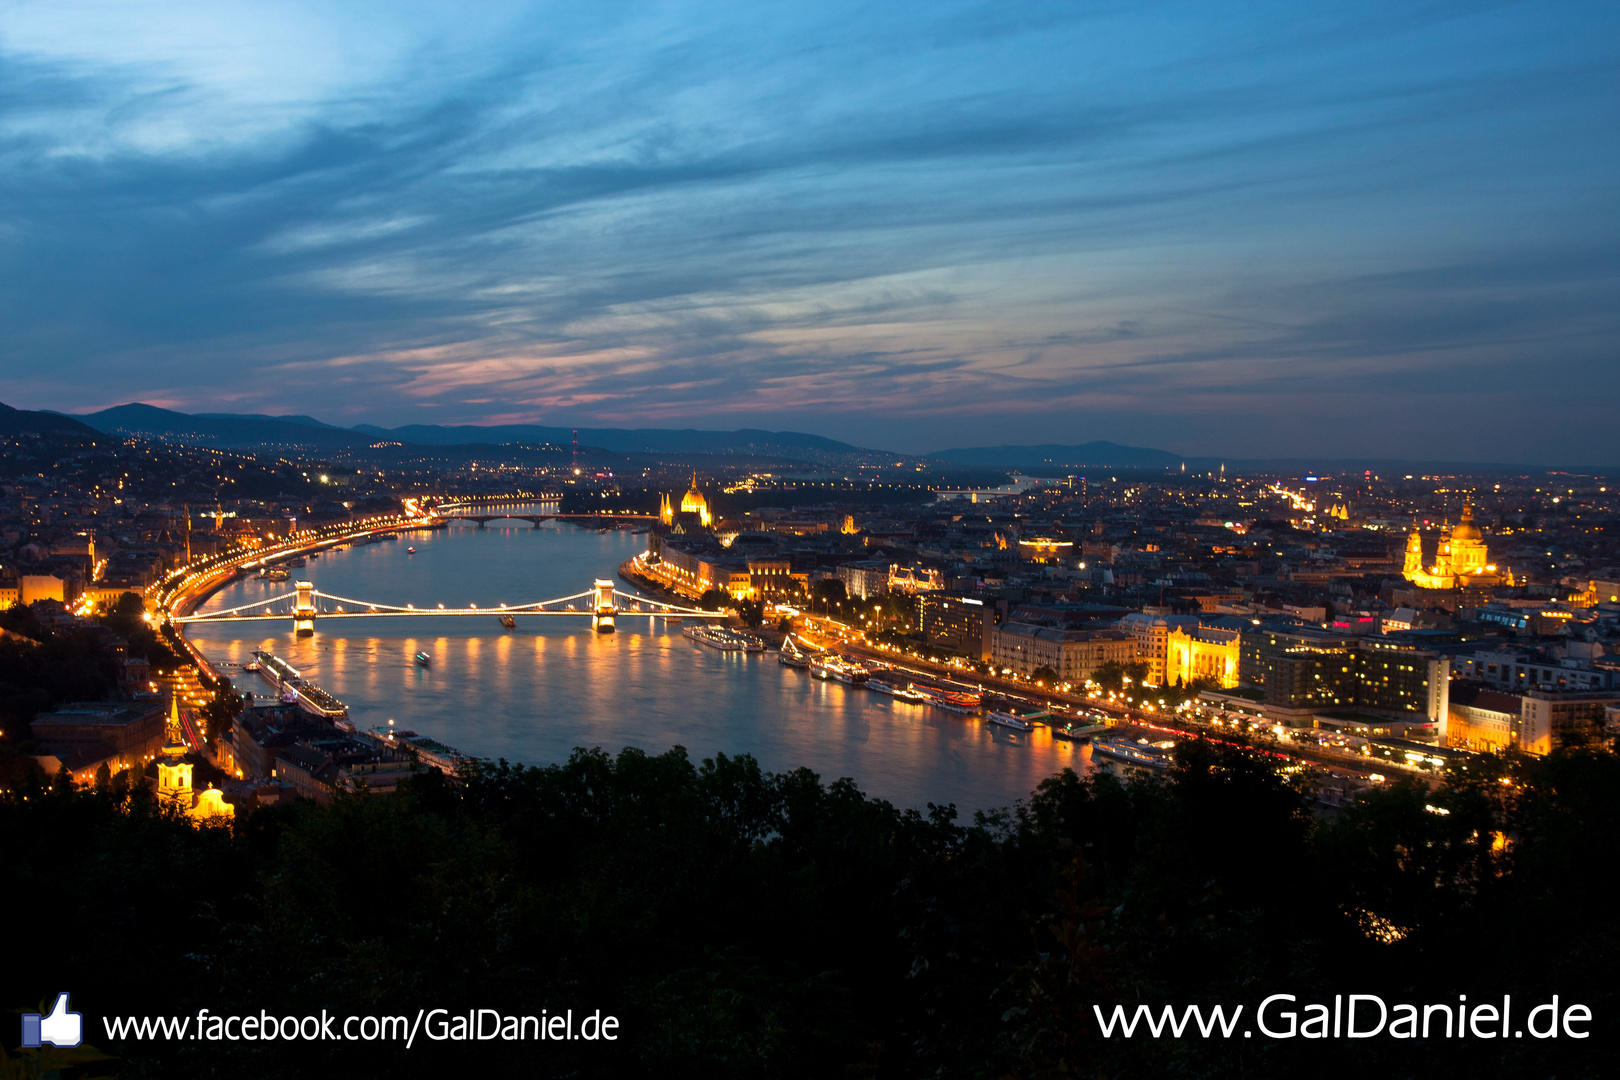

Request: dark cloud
left=0, top=0, right=1615, bottom=463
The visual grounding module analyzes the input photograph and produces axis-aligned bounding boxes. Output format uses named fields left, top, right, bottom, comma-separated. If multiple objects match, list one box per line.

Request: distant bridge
left=436, top=512, right=657, bottom=527
left=173, top=579, right=723, bottom=634
left=430, top=496, right=656, bottom=526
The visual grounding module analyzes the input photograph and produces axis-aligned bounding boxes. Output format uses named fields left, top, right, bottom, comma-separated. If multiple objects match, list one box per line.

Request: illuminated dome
left=677, top=474, right=711, bottom=527
left=1450, top=503, right=1482, bottom=541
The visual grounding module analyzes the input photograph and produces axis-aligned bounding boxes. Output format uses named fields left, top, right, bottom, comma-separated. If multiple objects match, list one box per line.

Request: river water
left=187, top=518, right=1094, bottom=813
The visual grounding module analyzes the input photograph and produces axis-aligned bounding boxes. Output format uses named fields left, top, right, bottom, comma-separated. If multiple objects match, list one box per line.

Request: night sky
left=1, top=2, right=1616, bottom=463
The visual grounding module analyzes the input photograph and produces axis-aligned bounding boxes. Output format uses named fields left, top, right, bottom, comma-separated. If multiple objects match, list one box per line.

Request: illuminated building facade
left=1118, top=611, right=1199, bottom=684
left=1402, top=505, right=1512, bottom=590
left=920, top=594, right=1003, bottom=661
left=991, top=623, right=1135, bottom=683
left=679, top=475, right=712, bottom=527
left=659, top=475, right=713, bottom=528
left=1017, top=537, right=1074, bottom=564
left=1165, top=626, right=1241, bottom=688
left=158, top=741, right=234, bottom=820
left=1239, top=625, right=1450, bottom=725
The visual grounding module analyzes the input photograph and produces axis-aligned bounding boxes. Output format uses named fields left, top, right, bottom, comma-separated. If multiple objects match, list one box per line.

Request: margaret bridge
left=173, top=579, right=725, bottom=634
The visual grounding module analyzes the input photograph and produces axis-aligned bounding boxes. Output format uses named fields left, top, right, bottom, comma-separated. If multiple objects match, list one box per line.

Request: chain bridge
left=172, top=579, right=724, bottom=634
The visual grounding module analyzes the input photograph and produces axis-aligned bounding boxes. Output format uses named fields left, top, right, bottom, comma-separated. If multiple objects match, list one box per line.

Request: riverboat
left=415, top=652, right=432, bottom=666
left=287, top=556, right=306, bottom=567
left=684, top=624, right=760, bottom=652
left=810, top=655, right=870, bottom=685
left=370, top=727, right=467, bottom=775
left=1051, top=722, right=1108, bottom=742
left=407, top=547, right=416, bottom=555
left=1091, top=735, right=1175, bottom=769
left=928, top=689, right=982, bottom=714
left=500, top=614, right=516, bottom=629
left=778, top=635, right=816, bottom=668
left=986, top=711, right=1037, bottom=732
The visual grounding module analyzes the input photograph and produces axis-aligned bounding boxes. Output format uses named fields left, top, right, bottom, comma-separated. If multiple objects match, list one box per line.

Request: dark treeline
left=2, top=740, right=1613, bottom=1078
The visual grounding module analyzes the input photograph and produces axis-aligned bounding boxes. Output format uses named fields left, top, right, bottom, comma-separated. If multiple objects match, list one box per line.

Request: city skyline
left=2, top=2, right=1617, bottom=465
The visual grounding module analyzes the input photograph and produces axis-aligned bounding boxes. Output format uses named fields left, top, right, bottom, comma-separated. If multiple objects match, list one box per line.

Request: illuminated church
left=659, top=474, right=711, bottom=529
left=156, top=740, right=234, bottom=821
left=1402, top=505, right=1512, bottom=590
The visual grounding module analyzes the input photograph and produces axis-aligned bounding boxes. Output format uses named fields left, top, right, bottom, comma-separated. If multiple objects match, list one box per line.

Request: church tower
left=156, top=738, right=193, bottom=804
left=1402, top=521, right=1424, bottom=579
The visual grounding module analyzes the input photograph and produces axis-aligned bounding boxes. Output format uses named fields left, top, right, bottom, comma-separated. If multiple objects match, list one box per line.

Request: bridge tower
left=592, top=578, right=616, bottom=634
left=294, top=580, right=316, bottom=636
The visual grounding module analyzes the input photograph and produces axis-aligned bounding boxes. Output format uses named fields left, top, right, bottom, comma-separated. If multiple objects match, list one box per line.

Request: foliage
left=1030, top=665, right=1059, bottom=684
left=96, top=591, right=180, bottom=669
left=0, top=628, right=119, bottom=740
left=0, top=740, right=1615, bottom=1077
left=808, top=579, right=845, bottom=607
left=1089, top=658, right=1151, bottom=693
left=697, top=588, right=732, bottom=612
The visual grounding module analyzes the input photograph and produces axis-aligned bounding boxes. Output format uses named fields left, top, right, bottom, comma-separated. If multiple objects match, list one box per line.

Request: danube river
left=187, top=519, right=1095, bottom=812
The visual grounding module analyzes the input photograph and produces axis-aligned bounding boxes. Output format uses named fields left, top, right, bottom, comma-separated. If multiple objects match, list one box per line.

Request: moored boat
left=810, top=654, right=869, bottom=685
left=1051, top=722, right=1108, bottom=742
left=779, top=635, right=815, bottom=668
left=986, top=711, right=1037, bottom=732
left=683, top=624, right=762, bottom=652
left=1091, top=735, right=1174, bottom=769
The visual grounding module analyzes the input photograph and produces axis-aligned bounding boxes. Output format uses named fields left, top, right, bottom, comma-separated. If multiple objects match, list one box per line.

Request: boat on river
left=810, top=654, right=869, bottom=685
left=778, top=634, right=818, bottom=668
left=415, top=652, right=432, bottom=667
left=986, top=711, right=1038, bottom=732
left=1091, top=735, right=1175, bottom=769
left=500, top=613, right=516, bottom=629
left=1051, top=722, right=1109, bottom=742
left=684, top=624, right=764, bottom=652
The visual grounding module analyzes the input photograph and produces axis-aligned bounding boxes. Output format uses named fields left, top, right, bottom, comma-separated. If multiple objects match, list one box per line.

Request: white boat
left=779, top=635, right=815, bottom=668
left=684, top=624, right=762, bottom=652
left=986, top=711, right=1037, bottom=732
left=1091, top=735, right=1175, bottom=769
left=811, top=655, right=869, bottom=685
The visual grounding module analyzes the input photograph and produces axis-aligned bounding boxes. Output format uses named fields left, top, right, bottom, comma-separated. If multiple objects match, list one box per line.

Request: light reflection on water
left=188, top=520, right=1094, bottom=812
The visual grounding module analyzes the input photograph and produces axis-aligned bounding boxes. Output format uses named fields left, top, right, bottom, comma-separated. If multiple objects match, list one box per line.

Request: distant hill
left=926, top=441, right=1184, bottom=471
left=78, top=404, right=373, bottom=448
left=0, top=401, right=100, bottom=437
left=196, top=412, right=346, bottom=430
left=354, top=423, right=865, bottom=457
left=64, top=404, right=882, bottom=462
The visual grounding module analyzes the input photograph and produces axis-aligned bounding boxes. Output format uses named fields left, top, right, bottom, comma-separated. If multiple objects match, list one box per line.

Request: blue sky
left=1, top=1, right=1616, bottom=462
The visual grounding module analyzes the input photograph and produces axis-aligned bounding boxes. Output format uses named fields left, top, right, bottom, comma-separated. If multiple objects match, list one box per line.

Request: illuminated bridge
left=172, top=579, right=724, bottom=635
left=430, top=498, right=656, bottom=528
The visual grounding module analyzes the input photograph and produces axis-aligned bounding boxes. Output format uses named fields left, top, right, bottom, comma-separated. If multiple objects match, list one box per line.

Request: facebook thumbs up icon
left=21, top=993, right=83, bottom=1048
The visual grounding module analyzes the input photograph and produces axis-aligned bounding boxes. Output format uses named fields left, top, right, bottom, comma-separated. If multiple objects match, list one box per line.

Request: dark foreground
left=2, top=739, right=1613, bottom=1079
